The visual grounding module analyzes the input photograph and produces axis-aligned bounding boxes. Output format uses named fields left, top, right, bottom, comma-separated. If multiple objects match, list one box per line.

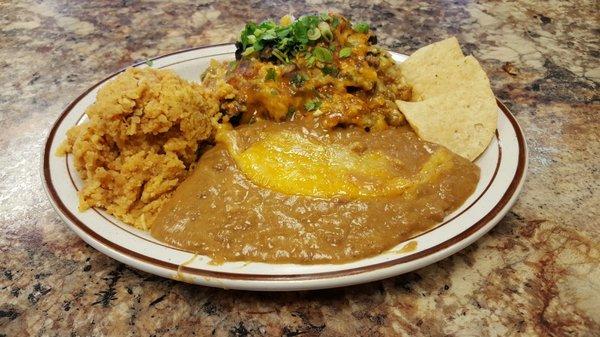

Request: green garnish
left=318, top=22, right=333, bottom=41
left=290, top=73, right=307, bottom=87
left=265, top=68, right=277, bottom=81
left=353, top=22, right=370, bottom=33
left=145, top=59, right=154, bottom=67
left=339, top=47, right=352, bottom=58
left=225, top=61, right=239, bottom=75
left=242, top=46, right=255, bottom=56
left=312, top=46, right=333, bottom=63
left=321, top=65, right=338, bottom=76
left=307, top=27, right=321, bottom=40
left=236, top=14, right=366, bottom=68
left=271, top=49, right=288, bottom=63
left=238, top=15, right=321, bottom=60
left=331, top=17, right=340, bottom=28
left=304, top=99, right=322, bottom=111
left=236, top=13, right=370, bottom=68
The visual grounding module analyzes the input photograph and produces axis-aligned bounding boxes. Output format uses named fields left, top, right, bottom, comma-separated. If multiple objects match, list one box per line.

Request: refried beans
left=150, top=120, right=479, bottom=264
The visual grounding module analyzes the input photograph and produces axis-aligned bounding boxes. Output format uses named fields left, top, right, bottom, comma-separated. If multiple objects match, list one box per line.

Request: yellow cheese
left=219, top=128, right=453, bottom=199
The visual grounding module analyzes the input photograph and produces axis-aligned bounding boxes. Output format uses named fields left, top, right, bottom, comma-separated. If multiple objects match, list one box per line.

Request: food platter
left=42, top=43, right=527, bottom=291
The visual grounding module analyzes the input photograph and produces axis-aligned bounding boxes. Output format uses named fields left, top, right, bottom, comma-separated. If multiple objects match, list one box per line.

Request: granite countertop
left=1, top=0, right=598, bottom=336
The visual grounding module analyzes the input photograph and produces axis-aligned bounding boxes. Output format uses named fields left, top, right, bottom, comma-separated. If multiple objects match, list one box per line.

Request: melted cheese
left=218, top=128, right=453, bottom=199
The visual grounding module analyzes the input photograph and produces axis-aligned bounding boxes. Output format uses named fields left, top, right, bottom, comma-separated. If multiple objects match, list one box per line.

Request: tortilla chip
left=396, top=38, right=498, bottom=161
left=404, top=56, right=493, bottom=100
left=400, top=37, right=464, bottom=100
left=397, top=90, right=497, bottom=161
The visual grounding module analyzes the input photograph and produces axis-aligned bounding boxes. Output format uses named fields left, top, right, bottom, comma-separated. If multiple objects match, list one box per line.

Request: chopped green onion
left=353, top=22, right=370, bottom=33
left=236, top=15, right=368, bottom=67
left=339, top=47, right=352, bottom=58
left=265, top=68, right=276, bottom=81
left=272, top=48, right=288, bottom=63
left=318, top=22, right=332, bottom=41
left=145, top=60, right=154, bottom=67
left=312, top=46, right=333, bottom=63
left=305, top=99, right=322, bottom=111
left=307, top=27, right=321, bottom=40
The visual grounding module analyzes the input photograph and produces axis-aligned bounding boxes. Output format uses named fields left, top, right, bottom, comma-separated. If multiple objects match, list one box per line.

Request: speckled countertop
left=1, top=0, right=599, bottom=336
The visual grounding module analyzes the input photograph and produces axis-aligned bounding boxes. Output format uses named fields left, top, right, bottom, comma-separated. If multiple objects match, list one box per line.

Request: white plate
left=42, top=44, right=527, bottom=291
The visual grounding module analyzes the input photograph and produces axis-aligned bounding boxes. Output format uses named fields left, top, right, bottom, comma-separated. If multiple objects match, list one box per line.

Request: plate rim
left=41, top=43, right=528, bottom=284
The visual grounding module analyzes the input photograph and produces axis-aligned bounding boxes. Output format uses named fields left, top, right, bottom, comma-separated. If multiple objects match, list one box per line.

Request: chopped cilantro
left=290, top=73, right=307, bottom=87
left=339, top=47, right=352, bottom=58
left=353, top=22, right=370, bottom=33
left=304, top=99, right=322, bottom=111
left=265, top=68, right=277, bottom=81
left=236, top=14, right=371, bottom=67
left=331, top=17, right=340, bottom=28
left=261, top=29, right=277, bottom=40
